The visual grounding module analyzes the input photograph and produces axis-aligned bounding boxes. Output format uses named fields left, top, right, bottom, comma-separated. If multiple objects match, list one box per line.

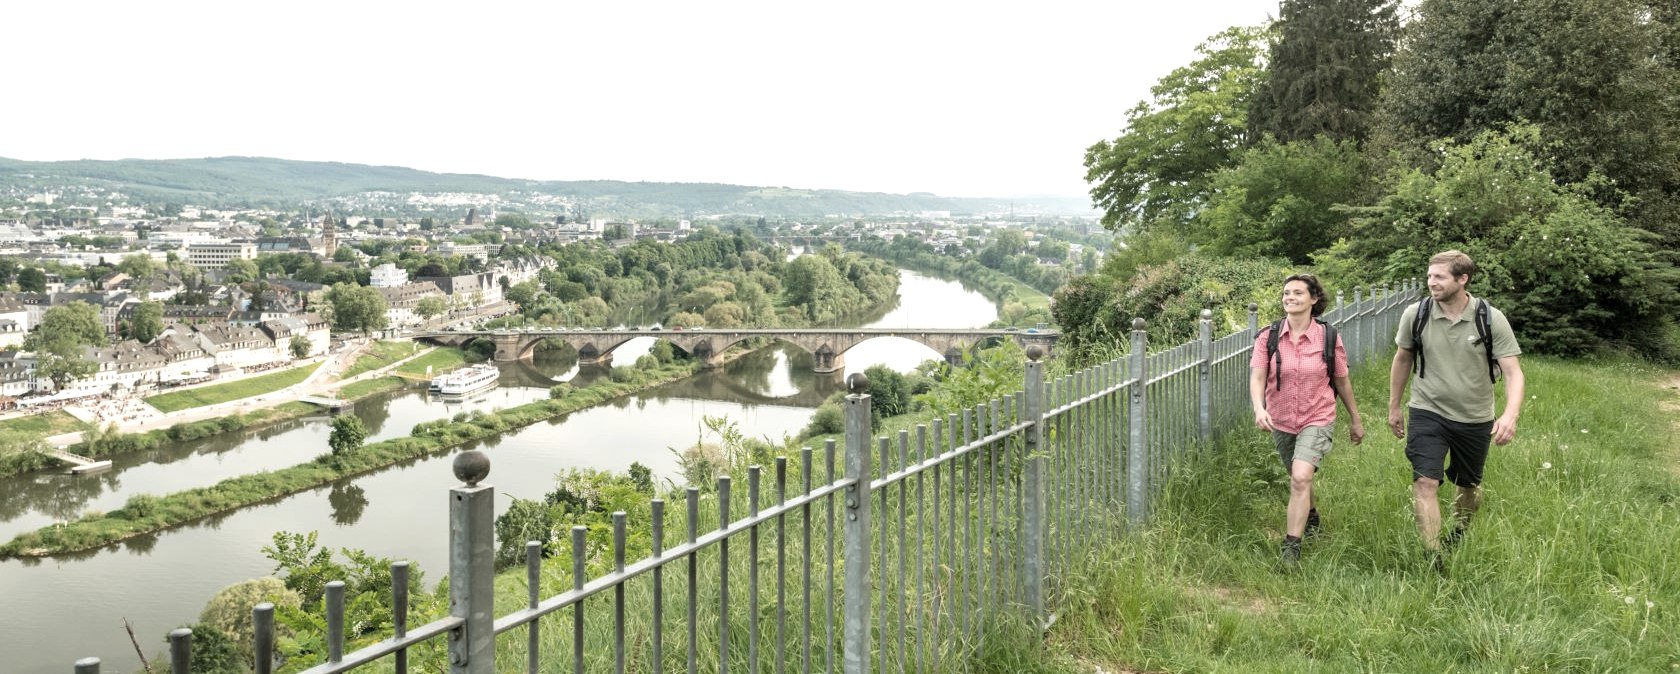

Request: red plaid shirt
left=1250, top=320, right=1348, bottom=434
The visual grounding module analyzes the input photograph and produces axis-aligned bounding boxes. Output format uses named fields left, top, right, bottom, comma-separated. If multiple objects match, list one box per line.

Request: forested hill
left=0, top=156, right=1092, bottom=217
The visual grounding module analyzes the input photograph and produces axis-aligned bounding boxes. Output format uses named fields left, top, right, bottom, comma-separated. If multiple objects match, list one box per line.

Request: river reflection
left=0, top=269, right=998, bottom=673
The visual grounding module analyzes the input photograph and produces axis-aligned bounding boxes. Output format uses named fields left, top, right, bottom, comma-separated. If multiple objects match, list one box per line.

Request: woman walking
left=1249, top=274, right=1364, bottom=565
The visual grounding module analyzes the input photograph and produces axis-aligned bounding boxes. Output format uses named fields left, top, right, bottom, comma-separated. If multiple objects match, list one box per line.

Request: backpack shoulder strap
left=1318, top=318, right=1341, bottom=396
left=1476, top=298, right=1498, bottom=383
left=1411, top=297, right=1432, bottom=379
left=1265, top=319, right=1285, bottom=391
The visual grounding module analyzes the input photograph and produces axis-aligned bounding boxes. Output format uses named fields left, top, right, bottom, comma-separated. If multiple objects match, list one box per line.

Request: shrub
left=800, top=404, right=845, bottom=439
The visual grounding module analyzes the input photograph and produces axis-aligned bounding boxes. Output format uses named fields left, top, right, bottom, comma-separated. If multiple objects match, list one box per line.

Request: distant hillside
left=0, top=156, right=1094, bottom=217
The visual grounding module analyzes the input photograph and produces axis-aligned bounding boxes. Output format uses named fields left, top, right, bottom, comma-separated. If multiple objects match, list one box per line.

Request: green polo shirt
left=1394, top=297, right=1521, bottom=423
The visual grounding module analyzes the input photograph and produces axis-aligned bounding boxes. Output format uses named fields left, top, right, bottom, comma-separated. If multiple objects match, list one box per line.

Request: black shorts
left=1405, top=407, right=1493, bottom=487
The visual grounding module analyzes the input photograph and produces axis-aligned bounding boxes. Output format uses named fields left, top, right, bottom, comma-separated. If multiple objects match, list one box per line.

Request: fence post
left=73, top=659, right=99, bottom=674
left=1350, top=287, right=1364, bottom=366
left=1247, top=303, right=1258, bottom=335
left=254, top=603, right=275, bottom=674
left=1335, top=290, right=1345, bottom=321
left=168, top=628, right=191, bottom=674
left=1197, top=309, right=1212, bottom=448
left=1022, top=345, right=1046, bottom=625
left=449, top=450, right=495, bottom=674
left=841, top=373, right=873, bottom=674
left=1127, top=318, right=1149, bottom=526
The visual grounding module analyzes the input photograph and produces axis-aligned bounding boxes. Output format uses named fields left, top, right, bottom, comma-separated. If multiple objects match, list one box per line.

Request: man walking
left=1388, top=251, right=1525, bottom=560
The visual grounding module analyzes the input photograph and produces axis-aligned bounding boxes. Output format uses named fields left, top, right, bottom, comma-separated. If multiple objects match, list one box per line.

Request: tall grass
left=1001, top=356, right=1679, bottom=673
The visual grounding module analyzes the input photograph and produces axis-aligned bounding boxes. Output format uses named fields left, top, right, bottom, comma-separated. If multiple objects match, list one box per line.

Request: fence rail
left=69, top=281, right=1417, bottom=674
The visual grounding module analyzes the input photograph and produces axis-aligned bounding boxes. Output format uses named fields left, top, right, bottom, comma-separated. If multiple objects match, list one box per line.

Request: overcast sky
left=7, top=1, right=1278, bottom=199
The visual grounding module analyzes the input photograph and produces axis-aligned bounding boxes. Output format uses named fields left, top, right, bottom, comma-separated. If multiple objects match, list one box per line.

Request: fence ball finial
left=1248, top=303, right=1258, bottom=312
left=847, top=371, right=870, bottom=394
left=1200, top=309, right=1213, bottom=320
left=1131, top=317, right=1147, bottom=331
left=1026, top=344, right=1044, bottom=361
left=453, top=449, right=491, bottom=486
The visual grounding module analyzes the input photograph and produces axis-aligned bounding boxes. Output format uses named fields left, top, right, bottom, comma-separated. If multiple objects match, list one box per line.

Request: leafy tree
left=224, top=258, right=259, bottom=282
left=290, top=335, right=312, bottom=359
left=1198, top=136, right=1366, bottom=263
left=1248, top=0, right=1398, bottom=143
left=863, top=365, right=911, bottom=424
left=117, top=253, right=156, bottom=280
left=197, top=577, right=302, bottom=667
left=1084, top=26, right=1269, bottom=233
left=324, top=283, right=389, bottom=335
left=494, top=213, right=533, bottom=229
left=0, top=259, right=16, bottom=287
left=129, top=301, right=165, bottom=343
left=416, top=295, right=448, bottom=321
left=1379, top=0, right=1680, bottom=243
left=23, top=301, right=106, bottom=390
left=328, top=415, right=367, bottom=458
left=1341, top=126, right=1680, bottom=355
left=17, top=267, right=46, bottom=292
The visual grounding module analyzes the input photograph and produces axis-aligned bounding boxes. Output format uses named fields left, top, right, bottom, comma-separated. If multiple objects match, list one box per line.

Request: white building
left=370, top=263, right=410, bottom=288
left=186, top=242, right=257, bottom=269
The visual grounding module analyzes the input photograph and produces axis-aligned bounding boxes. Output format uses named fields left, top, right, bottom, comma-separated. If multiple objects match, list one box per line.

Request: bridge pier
left=492, top=333, right=525, bottom=362
left=813, top=349, right=845, bottom=374
left=944, top=348, right=966, bottom=367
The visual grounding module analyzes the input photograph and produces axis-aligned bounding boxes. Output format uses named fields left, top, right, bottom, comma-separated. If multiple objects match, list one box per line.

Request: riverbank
left=0, top=359, right=703, bottom=558
left=843, top=242, right=1054, bottom=316
left=0, top=345, right=460, bottom=480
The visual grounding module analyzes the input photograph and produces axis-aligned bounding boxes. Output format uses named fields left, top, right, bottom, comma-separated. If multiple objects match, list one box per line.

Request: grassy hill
left=0, top=156, right=1093, bottom=217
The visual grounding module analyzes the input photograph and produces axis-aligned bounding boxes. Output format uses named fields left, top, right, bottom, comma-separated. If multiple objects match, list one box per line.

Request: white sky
left=5, top=1, right=1278, bottom=199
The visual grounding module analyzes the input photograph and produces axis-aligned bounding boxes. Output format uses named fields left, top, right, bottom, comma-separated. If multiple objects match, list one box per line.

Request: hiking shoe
left=1281, top=538, right=1302, bottom=567
left=1305, top=509, right=1322, bottom=538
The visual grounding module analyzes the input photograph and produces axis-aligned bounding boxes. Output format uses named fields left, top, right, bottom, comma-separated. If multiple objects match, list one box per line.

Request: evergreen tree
left=1249, top=0, right=1399, bottom=144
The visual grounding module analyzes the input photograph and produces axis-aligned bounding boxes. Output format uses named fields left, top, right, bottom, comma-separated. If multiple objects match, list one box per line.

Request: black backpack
left=1410, top=297, right=1499, bottom=383
left=1262, top=318, right=1340, bottom=392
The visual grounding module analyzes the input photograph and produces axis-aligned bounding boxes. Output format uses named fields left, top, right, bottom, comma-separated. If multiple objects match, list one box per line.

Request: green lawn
left=394, top=347, right=467, bottom=377
left=997, top=356, right=1680, bottom=673
left=1002, top=277, right=1051, bottom=310
left=143, top=363, right=321, bottom=413
left=0, top=410, right=83, bottom=437
left=341, top=341, right=423, bottom=380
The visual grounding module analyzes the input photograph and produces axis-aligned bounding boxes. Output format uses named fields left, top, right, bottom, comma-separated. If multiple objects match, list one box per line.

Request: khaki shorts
left=1273, top=425, right=1334, bottom=469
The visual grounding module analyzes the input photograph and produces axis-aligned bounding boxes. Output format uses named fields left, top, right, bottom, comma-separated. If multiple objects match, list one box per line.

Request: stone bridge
left=417, top=328, right=1059, bottom=373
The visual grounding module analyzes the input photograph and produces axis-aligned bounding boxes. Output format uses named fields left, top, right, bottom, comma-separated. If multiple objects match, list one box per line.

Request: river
left=0, top=269, right=999, bottom=673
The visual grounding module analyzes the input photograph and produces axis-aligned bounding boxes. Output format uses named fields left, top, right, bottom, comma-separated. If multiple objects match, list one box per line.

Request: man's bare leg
left=1413, top=477, right=1442, bottom=550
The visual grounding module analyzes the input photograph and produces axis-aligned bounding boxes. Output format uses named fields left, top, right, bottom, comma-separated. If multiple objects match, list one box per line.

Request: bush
left=1054, top=251, right=1290, bottom=361
left=198, top=576, right=302, bottom=664
left=122, top=494, right=162, bottom=520
left=800, top=403, right=845, bottom=439
left=548, top=383, right=572, bottom=399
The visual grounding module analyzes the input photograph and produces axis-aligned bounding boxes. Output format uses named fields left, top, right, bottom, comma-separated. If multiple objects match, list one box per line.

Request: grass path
left=999, top=356, right=1680, bottom=673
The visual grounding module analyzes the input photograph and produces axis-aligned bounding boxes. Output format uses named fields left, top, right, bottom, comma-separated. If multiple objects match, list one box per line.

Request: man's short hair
left=1430, top=250, right=1476, bottom=283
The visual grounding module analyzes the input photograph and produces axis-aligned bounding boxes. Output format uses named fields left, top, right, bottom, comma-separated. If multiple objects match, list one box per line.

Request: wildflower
left=1648, top=601, right=1656, bottom=609
left=1626, top=596, right=1637, bottom=605
left=1581, top=429, right=1590, bottom=434
left=1542, top=462, right=1552, bottom=469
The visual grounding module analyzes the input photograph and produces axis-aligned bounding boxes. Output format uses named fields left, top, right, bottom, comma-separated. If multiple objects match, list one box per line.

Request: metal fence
left=70, top=281, right=1417, bottom=674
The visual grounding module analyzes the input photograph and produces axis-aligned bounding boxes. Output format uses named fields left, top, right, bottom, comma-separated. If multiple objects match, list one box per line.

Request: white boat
left=433, top=364, right=500, bottom=397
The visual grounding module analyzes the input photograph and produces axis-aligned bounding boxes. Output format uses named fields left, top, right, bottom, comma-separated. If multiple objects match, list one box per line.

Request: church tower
left=321, top=211, right=338, bottom=257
